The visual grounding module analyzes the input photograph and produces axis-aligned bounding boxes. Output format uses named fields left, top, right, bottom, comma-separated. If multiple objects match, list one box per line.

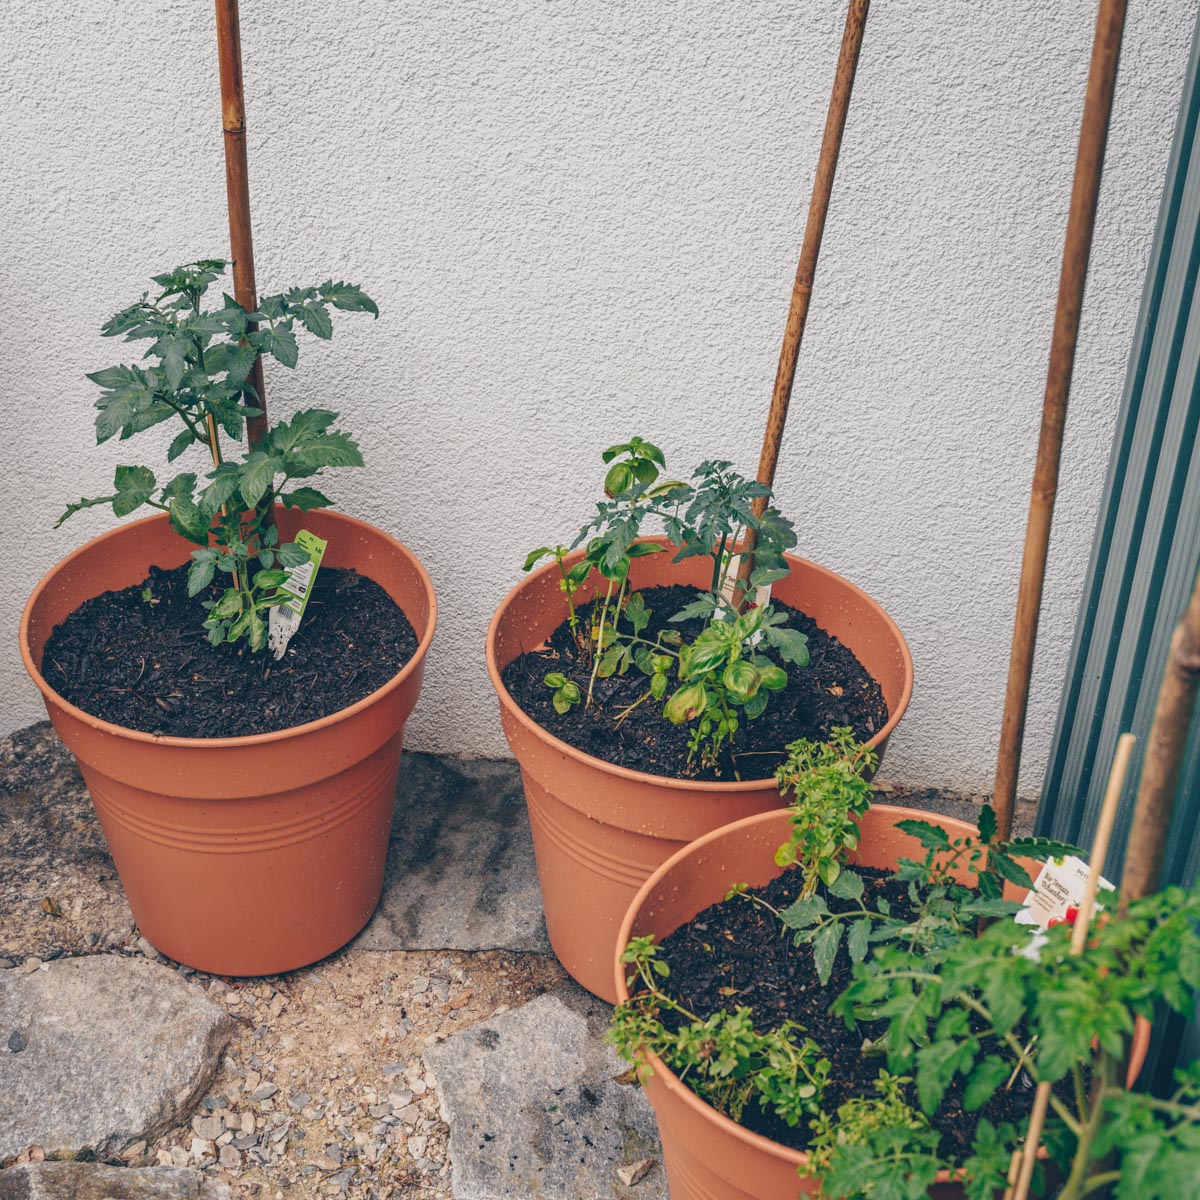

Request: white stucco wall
left=0, top=1, right=1193, bottom=794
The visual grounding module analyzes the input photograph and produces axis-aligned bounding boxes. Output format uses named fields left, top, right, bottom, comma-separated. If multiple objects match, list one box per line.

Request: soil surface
left=502, top=585, right=888, bottom=781
left=654, top=866, right=1052, bottom=1163
left=41, top=562, right=418, bottom=739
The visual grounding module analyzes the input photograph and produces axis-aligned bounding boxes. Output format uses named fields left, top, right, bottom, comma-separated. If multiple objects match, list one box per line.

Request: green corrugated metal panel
left=1038, top=18, right=1200, bottom=1092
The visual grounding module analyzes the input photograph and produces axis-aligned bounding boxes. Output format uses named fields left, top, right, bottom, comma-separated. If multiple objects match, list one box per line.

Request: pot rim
left=485, top=537, right=913, bottom=794
left=20, top=507, right=438, bottom=749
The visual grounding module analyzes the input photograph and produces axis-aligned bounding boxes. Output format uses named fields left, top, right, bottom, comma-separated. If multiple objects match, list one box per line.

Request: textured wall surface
left=0, top=1, right=1193, bottom=794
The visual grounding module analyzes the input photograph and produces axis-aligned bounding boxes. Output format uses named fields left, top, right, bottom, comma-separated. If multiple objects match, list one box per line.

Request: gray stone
left=425, top=987, right=666, bottom=1200
left=0, top=956, right=234, bottom=1159
left=0, top=723, right=134, bottom=961
left=0, top=1162, right=229, bottom=1199
left=354, top=752, right=550, bottom=954
left=190, top=1115, right=223, bottom=1141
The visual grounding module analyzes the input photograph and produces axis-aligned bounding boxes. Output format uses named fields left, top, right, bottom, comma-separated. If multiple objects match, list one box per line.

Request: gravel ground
left=5, top=939, right=567, bottom=1199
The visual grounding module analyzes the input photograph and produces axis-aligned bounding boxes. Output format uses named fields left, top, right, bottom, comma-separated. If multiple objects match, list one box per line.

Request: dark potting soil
left=41, top=561, right=418, bottom=739
left=501, top=585, right=888, bottom=781
left=655, top=867, right=1065, bottom=1163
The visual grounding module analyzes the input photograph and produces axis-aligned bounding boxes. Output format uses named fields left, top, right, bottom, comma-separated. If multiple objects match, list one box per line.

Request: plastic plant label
left=268, top=529, right=328, bottom=661
left=1014, top=854, right=1115, bottom=959
left=719, top=553, right=773, bottom=638
left=1021, top=855, right=1115, bottom=929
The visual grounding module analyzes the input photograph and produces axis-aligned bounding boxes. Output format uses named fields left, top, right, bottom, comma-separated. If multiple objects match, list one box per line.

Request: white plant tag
left=268, top=529, right=328, bottom=661
left=1014, top=855, right=1115, bottom=959
left=719, top=553, right=772, bottom=644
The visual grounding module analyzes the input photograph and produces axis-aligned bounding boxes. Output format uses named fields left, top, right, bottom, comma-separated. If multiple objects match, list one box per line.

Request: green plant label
left=268, top=528, right=328, bottom=660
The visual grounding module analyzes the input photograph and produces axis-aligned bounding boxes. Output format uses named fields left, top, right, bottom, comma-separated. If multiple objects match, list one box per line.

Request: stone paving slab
left=0, top=957, right=233, bottom=1161
left=425, top=986, right=667, bottom=1200
left=0, top=1163, right=229, bottom=1199
left=355, top=752, right=550, bottom=955
left=0, top=724, right=134, bottom=962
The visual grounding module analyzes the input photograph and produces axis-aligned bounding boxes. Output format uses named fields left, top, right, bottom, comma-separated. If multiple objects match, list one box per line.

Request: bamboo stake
left=1006, top=732, right=1135, bottom=1200
left=215, top=0, right=268, bottom=450
left=734, top=0, right=869, bottom=602
left=992, top=0, right=1128, bottom=841
left=1119, top=566, right=1200, bottom=911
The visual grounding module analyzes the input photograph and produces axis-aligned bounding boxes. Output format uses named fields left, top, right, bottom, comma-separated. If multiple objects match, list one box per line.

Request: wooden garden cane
left=215, top=0, right=269, bottom=452
left=992, top=0, right=1127, bottom=842
left=1005, top=732, right=1136, bottom=1200
left=734, top=0, right=870, bottom=603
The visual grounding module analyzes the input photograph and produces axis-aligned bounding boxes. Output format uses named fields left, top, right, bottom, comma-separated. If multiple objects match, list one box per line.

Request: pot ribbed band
left=84, top=748, right=400, bottom=855
left=523, top=781, right=664, bottom=890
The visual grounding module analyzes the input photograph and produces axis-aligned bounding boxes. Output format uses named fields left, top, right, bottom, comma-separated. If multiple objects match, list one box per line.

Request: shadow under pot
left=485, top=537, right=913, bottom=1002
left=20, top=506, right=437, bottom=977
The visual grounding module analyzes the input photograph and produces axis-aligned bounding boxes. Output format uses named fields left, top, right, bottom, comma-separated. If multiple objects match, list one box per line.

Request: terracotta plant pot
left=614, top=805, right=1151, bottom=1200
left=486, top=538, right=912, bottom=1001
left=20, top=507, right=436, bottom=976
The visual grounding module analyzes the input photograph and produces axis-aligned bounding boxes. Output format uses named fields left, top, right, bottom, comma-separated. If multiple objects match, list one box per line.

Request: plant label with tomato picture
left=1014, top=856, right=1115, bottom=961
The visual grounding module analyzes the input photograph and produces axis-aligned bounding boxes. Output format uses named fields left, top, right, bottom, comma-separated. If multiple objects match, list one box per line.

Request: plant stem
left=1056, top=1055, right=1113, bottom=1200
left=556, top=558, right=580, bottom=640
left=1078, top=1171, right=1121, bottom=1196
left=160, top=396, right=211, bottom=447
left=190, top=316, right=241, bottom=591
left=586, top=580, right=615, bottom=707
left=955, top=994, right=1081, bottom=1135
left=711, top=532, right=728, bottom=596
left=613, top=689, right=656, bottom=725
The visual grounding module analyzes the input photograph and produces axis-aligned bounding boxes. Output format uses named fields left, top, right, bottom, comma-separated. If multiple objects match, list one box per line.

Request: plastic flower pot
left=20, top=506, right=436, bottom=976
left=613, top=805, right=1151, bottom=1200
left=485, top=537, right=912, bottom=1001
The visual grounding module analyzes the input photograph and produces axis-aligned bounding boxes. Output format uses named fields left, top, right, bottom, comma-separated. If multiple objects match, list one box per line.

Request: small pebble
left=189, top=1136, right=215, bottom=1162
left=192, top=1115, right=223, bottom=1141
left=252, top=1083, right=279, bottom=1101
left=7, top=1031, right=26, bottom=1053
